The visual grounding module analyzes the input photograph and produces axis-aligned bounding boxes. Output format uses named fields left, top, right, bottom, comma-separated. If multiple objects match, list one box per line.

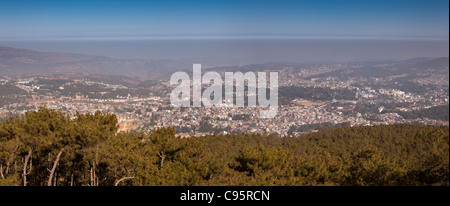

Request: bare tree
left=0, top=164, right=4, bottom=179
left=115, top=177, right=135, bottom=186
left=23, top=148, right=33, bottom=186
left=5, top=146, right=19, bottom=176
left=158, top=151, right=165, bottom=169
left=47, top=148, right=64, bottom=186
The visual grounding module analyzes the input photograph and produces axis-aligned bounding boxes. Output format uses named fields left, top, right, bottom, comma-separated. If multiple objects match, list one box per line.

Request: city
left=1, top=58, right=448, bottom=137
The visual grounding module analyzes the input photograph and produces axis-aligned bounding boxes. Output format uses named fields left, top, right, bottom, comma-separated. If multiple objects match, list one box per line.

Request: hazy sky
left=0, top=0, right=448, bottom=63
left=0, top=0, right=448, bottom=40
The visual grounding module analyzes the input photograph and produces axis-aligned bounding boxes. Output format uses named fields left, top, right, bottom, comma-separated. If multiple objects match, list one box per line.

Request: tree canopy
left=0, top=108, right=448, bottom=186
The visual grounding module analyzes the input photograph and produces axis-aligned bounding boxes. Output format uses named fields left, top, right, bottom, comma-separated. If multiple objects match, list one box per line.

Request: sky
left=0, top=0, right=448, bottom=63
left=0, top=0, right=449, bottom=41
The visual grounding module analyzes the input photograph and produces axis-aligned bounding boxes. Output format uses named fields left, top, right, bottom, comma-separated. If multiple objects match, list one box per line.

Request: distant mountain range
left=1, top=46, right=449, bottom=80
left=0, top=46, right=187, bottom=80
left=397, top=57, right=449, bottom=70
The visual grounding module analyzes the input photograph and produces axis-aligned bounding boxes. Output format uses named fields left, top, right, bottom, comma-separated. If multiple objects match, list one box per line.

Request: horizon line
left=1, top=35, right=449, bottom=42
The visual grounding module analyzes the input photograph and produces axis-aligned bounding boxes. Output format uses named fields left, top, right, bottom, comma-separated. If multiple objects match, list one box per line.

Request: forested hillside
left=0, top=108, right=448, bottom=186
left=397, top=105, right=449, bottom=121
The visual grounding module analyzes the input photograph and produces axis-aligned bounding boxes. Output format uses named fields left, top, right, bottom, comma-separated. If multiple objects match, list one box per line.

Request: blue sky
left=0, top=0, right=448, bottom=40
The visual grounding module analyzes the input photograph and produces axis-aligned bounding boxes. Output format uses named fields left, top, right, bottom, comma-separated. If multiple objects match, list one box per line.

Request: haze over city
left=0, top=0, right=448, bottom=64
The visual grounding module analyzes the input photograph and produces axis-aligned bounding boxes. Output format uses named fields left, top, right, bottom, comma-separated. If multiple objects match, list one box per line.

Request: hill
left=396, top=104, right=449, bottom=121
left=0, top=46, right=183, bottom=80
